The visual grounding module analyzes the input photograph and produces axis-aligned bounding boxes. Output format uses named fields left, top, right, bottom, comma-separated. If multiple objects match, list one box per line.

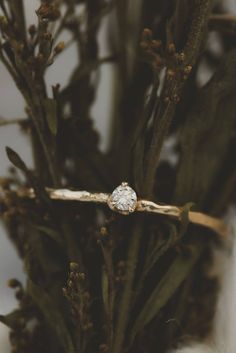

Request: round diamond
left=108, top=183, right=137, bottom=214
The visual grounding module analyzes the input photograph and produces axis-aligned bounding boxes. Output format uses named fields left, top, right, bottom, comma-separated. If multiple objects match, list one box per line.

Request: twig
left=0, top=1, right=10, bottom=20
left=0, top=117, right=28, bottom=127
left=209, top=14, right=236, bottom=23
left=100, top=241, right=115, bottom=349
left=112, top=219, right=143, bottom=353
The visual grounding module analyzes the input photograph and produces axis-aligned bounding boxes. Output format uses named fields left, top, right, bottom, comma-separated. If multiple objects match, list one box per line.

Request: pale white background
left=0, top=0, right=236, bottom=351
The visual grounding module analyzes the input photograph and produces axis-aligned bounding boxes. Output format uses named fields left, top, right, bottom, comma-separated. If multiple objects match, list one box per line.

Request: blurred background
left=0, top=0, right=236, bottom=351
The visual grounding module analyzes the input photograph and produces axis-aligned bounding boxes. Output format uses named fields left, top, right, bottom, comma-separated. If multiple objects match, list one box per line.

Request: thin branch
left=209, top=14, right=236, bottom=23
left=0, top=1, right=10, bottom=21
left=112, top=219, right=143, bottom=353
left=0, top=117, right=28, bottom=127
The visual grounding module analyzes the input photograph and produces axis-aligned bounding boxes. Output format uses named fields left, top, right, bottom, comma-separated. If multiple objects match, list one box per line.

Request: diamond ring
left=15, top=182, right=228, bottom=238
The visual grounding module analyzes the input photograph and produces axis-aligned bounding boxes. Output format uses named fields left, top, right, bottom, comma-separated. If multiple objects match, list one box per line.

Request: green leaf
left=6, top=146, right=27, bottom=171
left=6, top=147, right=51, bottom=205
left=34, top=225, right=62, bottom=245
left=130, top=243, right=203, bottom=345
left=25, top=224, right=63, bottom=276
left=0, top=309, right=25, bottom=329
left=44, top=98, right=58, bottom=135
left=28, top=279, right=75, bottom=353
left=143, top=223, right=178, bottom=276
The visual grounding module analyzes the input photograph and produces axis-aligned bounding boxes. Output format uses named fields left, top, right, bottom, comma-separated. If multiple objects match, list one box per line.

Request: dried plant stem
left=209, top=14, right=236, bottom=23
left=112, top=2, right=213, bottom=353
left=0, top=118, right=28, bottom=126
left=144, top=0, right=213, bottom=198
left=112, top=219, right=143, bottom=353
left=144, top=100, right=177, bottom=197
left=184, top=0, right=213, bottom=66
left=0, top=50, right=59, bottom=186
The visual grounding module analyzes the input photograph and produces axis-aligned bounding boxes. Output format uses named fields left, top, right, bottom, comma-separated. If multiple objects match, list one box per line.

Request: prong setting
left=108, top=182, right=138, bottom=215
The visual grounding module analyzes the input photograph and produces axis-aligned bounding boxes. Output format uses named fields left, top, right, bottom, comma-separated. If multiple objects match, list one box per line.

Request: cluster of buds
left=165, top=44, right=193, bottom=82
left=0, top=1, right=65, bottom=78
left=164, top=45, right=193, bottom=104
left=35, top=2, right=64, bottom=68
left=36, top=3, right=61, bottom=22
left=140, top=28, right=164, bottom=70
left=140, top=28, right=193, bottom=87
left=1, top=189, right=22, bottom=223
left=63, top=263, right=93, bottom=333
left=7, top=279, right=32, bottom=353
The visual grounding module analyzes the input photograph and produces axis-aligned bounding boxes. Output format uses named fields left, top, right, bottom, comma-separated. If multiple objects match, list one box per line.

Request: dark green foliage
left=0, top=1, right=235, bottom=353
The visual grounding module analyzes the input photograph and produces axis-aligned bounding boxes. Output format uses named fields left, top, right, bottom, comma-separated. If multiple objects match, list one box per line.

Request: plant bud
left=54, top=41, right=65, bottom=55
left=36, top=4, right=60, bottom=21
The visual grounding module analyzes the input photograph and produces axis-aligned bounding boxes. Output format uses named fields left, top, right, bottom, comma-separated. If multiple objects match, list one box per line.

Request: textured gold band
left=16, top=186, right=228, bottom=238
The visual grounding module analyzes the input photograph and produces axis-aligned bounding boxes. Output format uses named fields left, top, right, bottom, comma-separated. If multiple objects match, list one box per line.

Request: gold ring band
left=15, top=182, right=228, bottom=238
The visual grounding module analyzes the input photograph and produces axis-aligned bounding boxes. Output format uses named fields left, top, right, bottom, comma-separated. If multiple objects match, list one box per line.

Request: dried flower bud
left=141, top=28, right=153, bottom=41
left=42, top=31, right=52, bottom=41
left=8, top=279, right=21, bottom=288
left=36, top=4, right=60, bottom=21
left=100, top=226, right=108, bottom=237
left=184, top=65, right=192, bottom=75
left=150, top=40, right=162, bottom=51
left=54, top=41, right=65, bottom=55
left=79, top=272, right=86, bottom=281
left=166, top=69, right=175, bottom=79
left=167, top=43, right=176, bottom=54
left=0, top=177, right=11, bottom=188
left=70, top=262, right=79, bottom=272
left=173, top=94, right=180, bottom=103
left=68, top=280, right=73, bottom=288
left=28, top=24, right=36, bottom=38
left=176, top=52, right=186, bottom=63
